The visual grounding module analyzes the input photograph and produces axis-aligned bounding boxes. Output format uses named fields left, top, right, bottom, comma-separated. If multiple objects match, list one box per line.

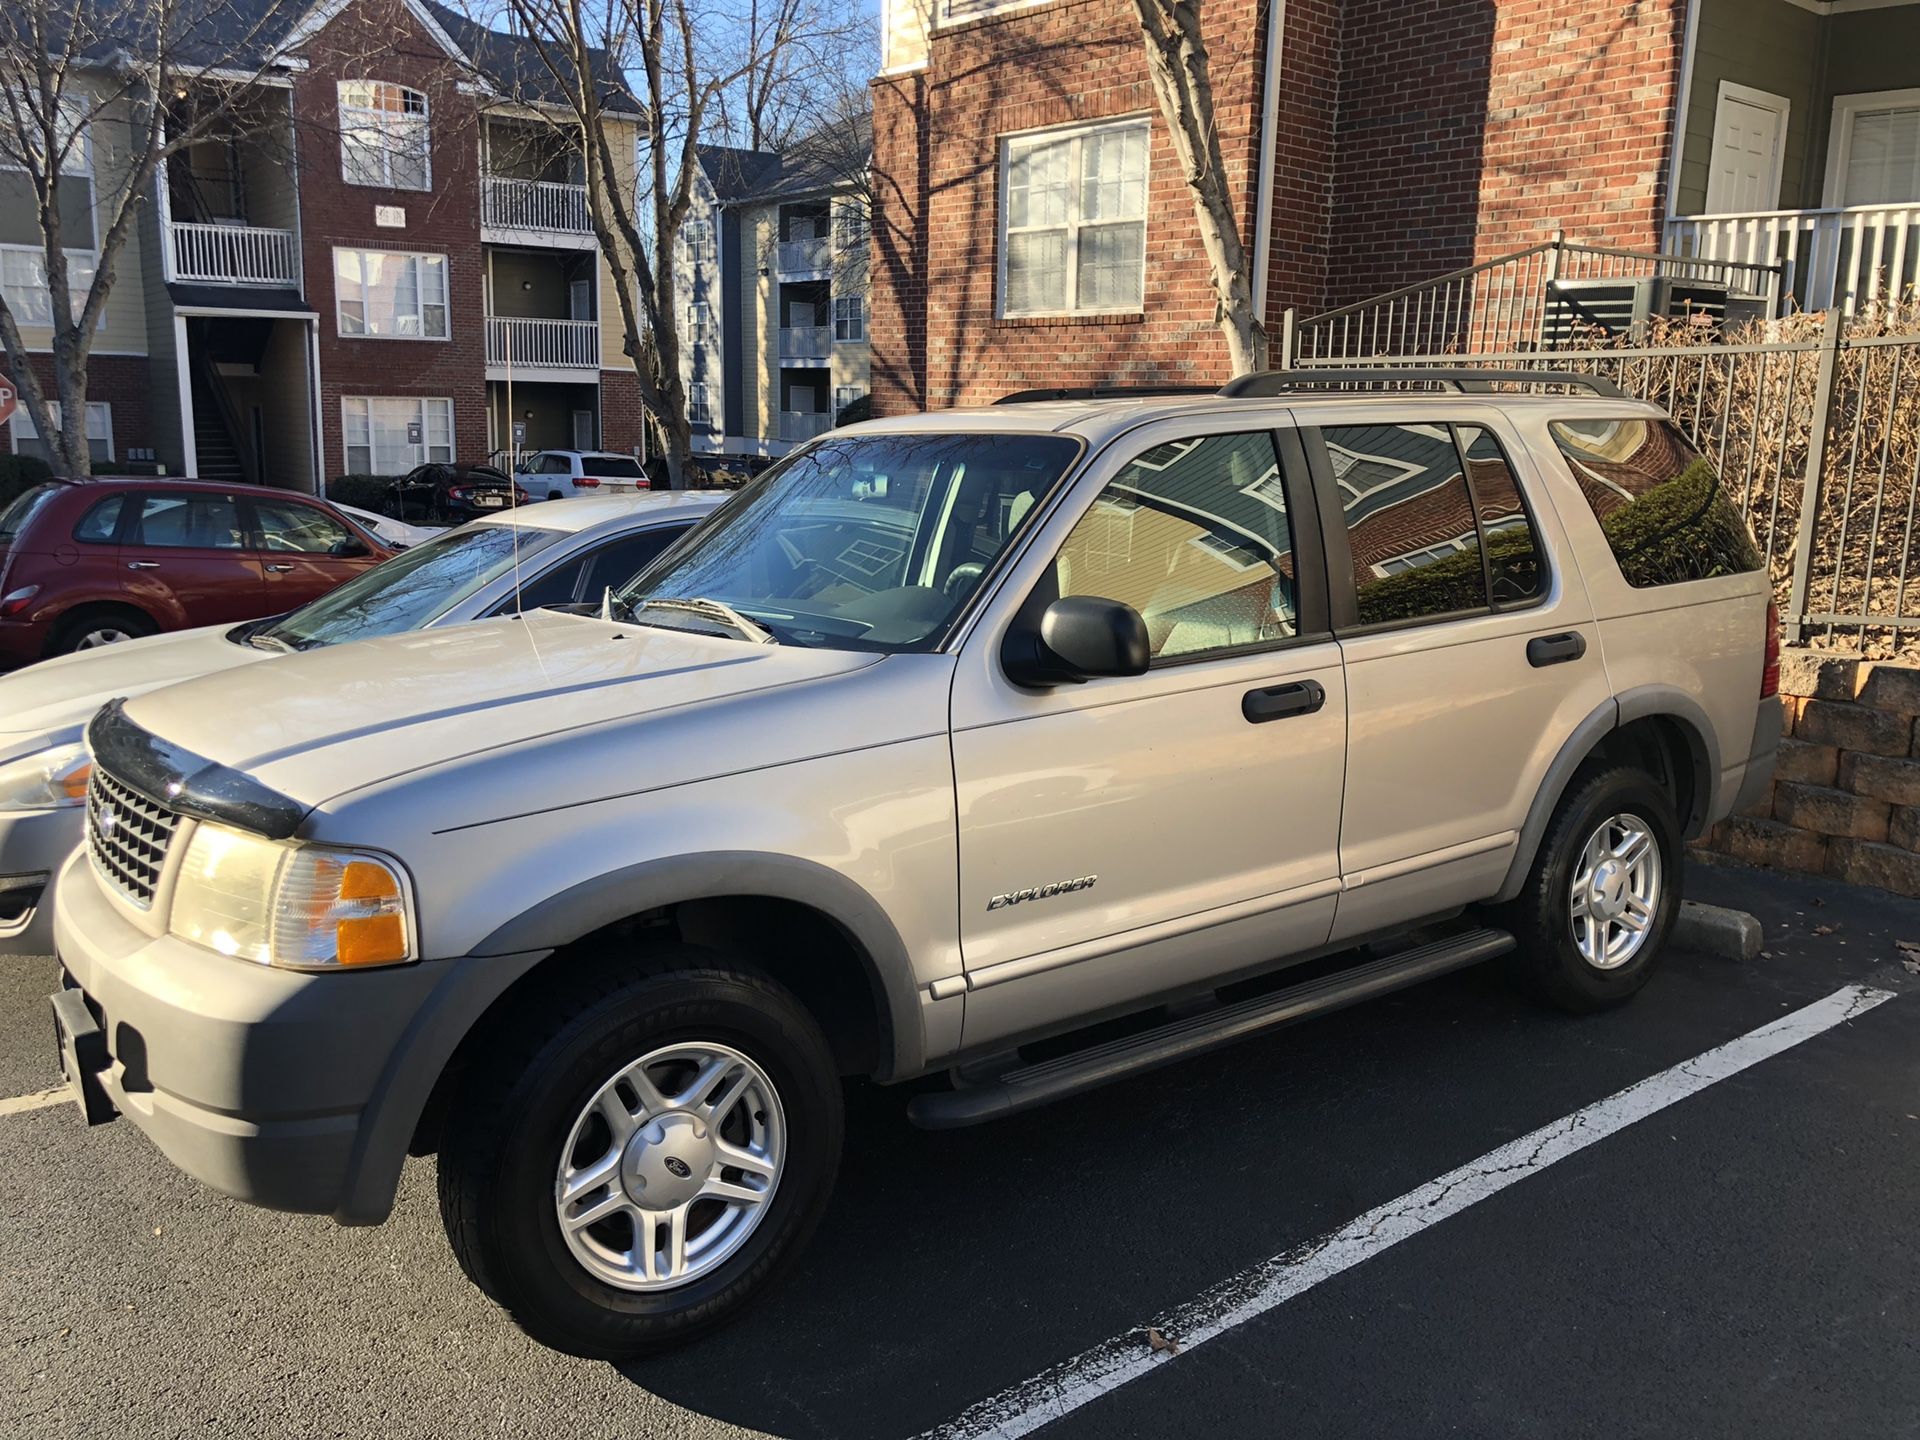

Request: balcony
left=779, top=325, right=831, bottom=360
left=777, top=236, right=830, bottom=276
left=483, top=176, right=594, bottom=240
left=486, top=316, right=599, bottom=379
left=780, top=410, right=831, bottom=443
left=170, top=221, right=300, bottom=287
left=1665, top=204, right=1920, bottom=316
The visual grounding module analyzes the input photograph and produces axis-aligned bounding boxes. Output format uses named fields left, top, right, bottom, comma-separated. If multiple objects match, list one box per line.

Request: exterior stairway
left=189, top=365, right=246, bottom=484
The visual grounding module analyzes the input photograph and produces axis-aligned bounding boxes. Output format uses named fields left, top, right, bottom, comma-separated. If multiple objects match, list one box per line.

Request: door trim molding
left=1707, top=80, right=1791, bottom=214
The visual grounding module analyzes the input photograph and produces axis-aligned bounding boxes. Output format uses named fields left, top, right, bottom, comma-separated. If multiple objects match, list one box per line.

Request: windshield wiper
left=625, top=597, right=777, bottom=644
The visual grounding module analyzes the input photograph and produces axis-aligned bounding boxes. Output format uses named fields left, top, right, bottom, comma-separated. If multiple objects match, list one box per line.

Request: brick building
left=869, top=0, right=1920, bottom=413
left=3, top=0, right=646, bottom=488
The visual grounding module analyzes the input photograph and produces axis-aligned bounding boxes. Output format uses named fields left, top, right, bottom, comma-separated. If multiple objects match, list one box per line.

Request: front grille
left=86, top=767, right=180, bottom=910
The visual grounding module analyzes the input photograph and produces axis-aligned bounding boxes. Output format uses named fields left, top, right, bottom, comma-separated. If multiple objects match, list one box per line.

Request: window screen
left=1550, top=418, right=1762, bottom=588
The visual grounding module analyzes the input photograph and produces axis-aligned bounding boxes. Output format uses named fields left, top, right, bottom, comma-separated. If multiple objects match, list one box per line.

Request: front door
left=952, top=422, right=1346, bottom=1046
left=573, top=408, right=596, bottom=451
left=246, top=494, right=375, bottom=609
left=1706, top=83, right=1789, bottom=213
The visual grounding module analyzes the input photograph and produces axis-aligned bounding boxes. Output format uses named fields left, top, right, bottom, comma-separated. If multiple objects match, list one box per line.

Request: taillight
left=513, top=487, right=531, bottom=504
left=447, top=486, right=469, bottom=500
left=1761, top=600, right=1781, bottom=699
left=0, top=585, right=40, bottom=618
left=575, top=476, right=602, bottom=488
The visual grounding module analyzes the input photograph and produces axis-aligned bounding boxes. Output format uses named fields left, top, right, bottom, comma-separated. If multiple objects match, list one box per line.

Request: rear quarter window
left=1549, top=418, right=1762, bottom=588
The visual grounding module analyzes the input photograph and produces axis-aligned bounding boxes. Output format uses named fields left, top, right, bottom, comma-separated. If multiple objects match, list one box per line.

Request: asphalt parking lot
left=4, top=862, right=1917, bottom=1440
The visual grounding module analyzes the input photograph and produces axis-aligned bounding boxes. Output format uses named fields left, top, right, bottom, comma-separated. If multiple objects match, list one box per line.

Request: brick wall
left=290, top=0, right=488, bottom=475
left=599, top=368, right=645, bottom=456
left=1700, top=648, right=1920, bottom=898
left=0, top=354, right=156, bottom=469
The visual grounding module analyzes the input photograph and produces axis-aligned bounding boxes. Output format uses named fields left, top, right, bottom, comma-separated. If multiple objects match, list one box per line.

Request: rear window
left=0, top=483, right=62, bottom=543
left=1550, top=419, right=1762, bottom=588
left=587, top=457, right=645, bottom=480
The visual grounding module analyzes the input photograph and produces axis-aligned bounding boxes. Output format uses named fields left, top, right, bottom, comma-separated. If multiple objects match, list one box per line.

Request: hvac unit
left=1541, top=275, right=1734, bottom=345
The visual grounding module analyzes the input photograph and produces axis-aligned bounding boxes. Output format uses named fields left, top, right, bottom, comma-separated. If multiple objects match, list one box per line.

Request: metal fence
left=1277, top=312, right=1920, bottom=655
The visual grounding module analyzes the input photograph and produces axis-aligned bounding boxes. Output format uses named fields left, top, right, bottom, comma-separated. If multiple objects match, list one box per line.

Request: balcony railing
left=483, top=175, right=593, bottom=235
left=486, top=316, right=599, bottom=368
left=1666, top=203, right=1920, bottom=315
left=170, top=221, right=300, bottom=286
left=779, top=324, right=831, bottom=359
left=780, top=410, right=831, bottom=443
left=777, top=236, right=830, bottom=274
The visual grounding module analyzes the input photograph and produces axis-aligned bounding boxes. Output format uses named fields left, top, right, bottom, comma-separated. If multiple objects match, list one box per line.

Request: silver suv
left=49, top=371, right=1780, bottom=1358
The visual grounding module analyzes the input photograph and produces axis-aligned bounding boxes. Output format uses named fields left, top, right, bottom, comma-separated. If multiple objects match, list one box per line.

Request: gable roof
left=696, top=113, right=871, bottom=207
left=696, top=145, right=785, bottom=202
left=420, top=1, right=639, bottom=113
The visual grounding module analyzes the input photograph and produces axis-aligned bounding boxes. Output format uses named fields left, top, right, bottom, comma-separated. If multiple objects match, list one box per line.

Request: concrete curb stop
left=1673, top=900, right=1764, bottom=961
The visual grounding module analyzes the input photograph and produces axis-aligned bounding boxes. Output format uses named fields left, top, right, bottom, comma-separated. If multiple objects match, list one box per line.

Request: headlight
left=0, top=743, right=92, bottom=811
left=169, top=823, right=415, bottom=970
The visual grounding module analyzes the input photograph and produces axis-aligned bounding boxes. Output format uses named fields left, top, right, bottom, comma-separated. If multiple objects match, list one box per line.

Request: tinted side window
left=1054, top=431, right=1300, bottom=661
left=128, top=494, right=247, bottom=549
left=506, top=556, right=588, bottom=612
left=73, top=496, right=125, bottom=544
left=1326, top=424, right=1487, bottom=625
left=1550, top=419, right=1763, bottom=588
left=582, top=525, right=686, bottom=595
left=1459, top=427, right=1545, bottom=607
left=253, top=498, right=357, bottom=554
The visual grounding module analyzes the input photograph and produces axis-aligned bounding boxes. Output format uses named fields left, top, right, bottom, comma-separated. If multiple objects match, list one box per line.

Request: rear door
left=1304, top=407, right=1611, bottom=942
left=246, top=494, right=381, bottom=609
left=119, top=490, right=267, bottom=626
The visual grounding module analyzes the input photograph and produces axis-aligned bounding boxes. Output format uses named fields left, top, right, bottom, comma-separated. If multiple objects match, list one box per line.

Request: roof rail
left=994, top=385, right=1218, bottom=405
left=1218, top=367, right=1629, bottom=399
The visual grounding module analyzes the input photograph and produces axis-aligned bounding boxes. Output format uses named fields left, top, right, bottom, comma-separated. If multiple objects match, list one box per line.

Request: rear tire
left=1496, top=766, right=1681, bottom=1013
left=46, top=605, right=156, bottom=656
left=436, top=947, right=843, bottom=1359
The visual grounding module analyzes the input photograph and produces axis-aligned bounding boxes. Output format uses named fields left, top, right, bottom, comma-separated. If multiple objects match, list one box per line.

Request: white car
left=515, top=449, right=653, bottom=499
left=334, top=503, right=442, bottom=548
left=0, top=491, right=724, bottom=957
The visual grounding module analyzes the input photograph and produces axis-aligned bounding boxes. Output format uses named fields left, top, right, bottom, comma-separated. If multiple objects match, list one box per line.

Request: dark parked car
left=386, top=463, right=530, bottom=522
left=0, top=478, right=394, bottom=665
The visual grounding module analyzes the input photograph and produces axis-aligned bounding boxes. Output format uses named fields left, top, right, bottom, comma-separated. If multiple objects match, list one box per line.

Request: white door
left=569, top=277, right=592, bottom=322
left=572, top=408, right=595, bottom=450
left=1706, top=83, right=1789, bottom=214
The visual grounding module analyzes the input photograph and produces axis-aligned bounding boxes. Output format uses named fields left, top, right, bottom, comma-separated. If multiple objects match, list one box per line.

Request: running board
left=907, top=927, right=1515, bottom=1129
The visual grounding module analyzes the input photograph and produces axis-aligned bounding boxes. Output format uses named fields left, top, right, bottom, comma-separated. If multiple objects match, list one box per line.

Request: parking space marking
left=0, top=1086, right=68, bottom=1117
left=920, top=984, right=1896, bottom=1440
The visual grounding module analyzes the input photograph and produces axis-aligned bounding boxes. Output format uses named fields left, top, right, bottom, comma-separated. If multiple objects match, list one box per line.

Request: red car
left=0, top=478, right=395, bottom=666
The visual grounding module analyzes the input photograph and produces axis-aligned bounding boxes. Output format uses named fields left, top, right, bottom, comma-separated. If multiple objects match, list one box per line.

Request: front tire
left=1496, top=766, right=1681, bottom=1013
left=436, top=949, right=843, bottom=1359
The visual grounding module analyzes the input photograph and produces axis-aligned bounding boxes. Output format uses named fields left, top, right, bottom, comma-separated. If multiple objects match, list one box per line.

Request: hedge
left=1354, top=524, right=1541, bottom=625
left=327, top=474, right=404, bottom=515
left=0, top=453, right=55, bottom=511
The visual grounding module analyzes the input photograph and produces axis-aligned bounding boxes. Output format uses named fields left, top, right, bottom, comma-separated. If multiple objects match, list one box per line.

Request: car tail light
left=513, top=487, right=531, bottom=505
left=575, top=476, right=602, bottom=488
left=0, top=585, right=40, bottom=618
left=447, top=486, right=470, bottom=500
left=1761, top=600, right=1781, bottom=699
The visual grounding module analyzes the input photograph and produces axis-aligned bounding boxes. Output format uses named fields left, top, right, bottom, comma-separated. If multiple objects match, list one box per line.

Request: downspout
left=1250, top=0, right=1286, bottom=362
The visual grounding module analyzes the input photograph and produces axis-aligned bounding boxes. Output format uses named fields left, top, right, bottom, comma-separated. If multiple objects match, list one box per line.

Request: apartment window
left=834, top=200, right=869, bottom=248
left=342, top=396, right=453, bottom=474
left=683, top=219, right=713, bottom=258
left=1, top=245, right=95, bottom=326
left=834, top=385, right=865, bottom=415
left=1827, top=90, right=1920, bottom=207
left=686, top=301, right=711, bottom=343
left=833, top=295, right=865, bottom=342
left=339, top=80, right=431, bottom=191
left=0, top=99, right=88, bottom=175
left=1000, top=119, right=1148, bottom=317
left=335, top=249, right=449, bottom=339
left=10, top=400, right=111, bottom=464
left=688, top=382, right=712, bottom=426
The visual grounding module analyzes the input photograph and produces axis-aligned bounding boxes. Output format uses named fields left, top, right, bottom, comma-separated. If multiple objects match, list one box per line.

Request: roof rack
left=1217, top=367, right=1629, bottom=399
left=993, top=385, right=1218, bottom=405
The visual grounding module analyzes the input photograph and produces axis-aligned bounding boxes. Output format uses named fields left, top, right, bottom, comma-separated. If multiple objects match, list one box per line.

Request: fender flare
left=1491, top=686, right=1720, bottom=905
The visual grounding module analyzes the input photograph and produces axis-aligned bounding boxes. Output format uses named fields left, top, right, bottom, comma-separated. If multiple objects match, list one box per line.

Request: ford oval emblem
left=663, top=1156, right=692, bottom=1179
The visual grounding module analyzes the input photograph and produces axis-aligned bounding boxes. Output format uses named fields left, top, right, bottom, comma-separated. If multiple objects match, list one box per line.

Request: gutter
left=1250, top=0, right=1286, bottom=347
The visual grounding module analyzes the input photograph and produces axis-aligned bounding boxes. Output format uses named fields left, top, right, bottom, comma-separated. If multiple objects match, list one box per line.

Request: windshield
left=257, top=522, right=564, bottom=649
left=612, top=431, right=1081, bottom=651
left=0, top=483, right=62, bottom=544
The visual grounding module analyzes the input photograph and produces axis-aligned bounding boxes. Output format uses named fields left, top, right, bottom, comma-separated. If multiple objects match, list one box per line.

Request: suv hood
left=119, top=612, right=883, bottom=807
left=0, top=624, right=265, bottom=759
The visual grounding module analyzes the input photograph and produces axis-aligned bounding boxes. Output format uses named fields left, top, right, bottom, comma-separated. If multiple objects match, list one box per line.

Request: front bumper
left=0, top=804, right=85, bottom=957
left=52, top=846, right=455, bottom=1221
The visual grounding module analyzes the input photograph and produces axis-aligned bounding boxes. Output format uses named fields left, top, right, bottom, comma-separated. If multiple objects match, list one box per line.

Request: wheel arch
left=1493, top=688, right=1719, bottom=904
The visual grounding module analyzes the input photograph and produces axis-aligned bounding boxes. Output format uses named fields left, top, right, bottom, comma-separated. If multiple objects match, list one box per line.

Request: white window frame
left=0, top=244, right=98, bottom=328
left=1824, top=88, right=1920, bottom=208
left=688, top=381, right=712, bottom=426
left=833, top=384, right=865, bottom=413
left=937, top=0, right=1058, bottom=28
left=833, top=294, right=865, bottom=342
left=833, top=199, right=869, bottom=248
left=334, top=247, right=449, bottom=340
left=338, top=80, right=431, bottom=192
left=683, top=218, right=714, bottom=258
left=0, top=99, right=91, bottom=178
left=997, top=116, right=1150, bottom=319
left=9, top=399, right=112, bottom=462
left=686, top=300, right=711, bottom=343
left=340, top=396, right=454, bottom=474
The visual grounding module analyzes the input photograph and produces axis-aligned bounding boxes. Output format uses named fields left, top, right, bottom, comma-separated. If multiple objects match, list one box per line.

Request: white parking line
left=0, top=1086, right=68, bottom=1117
left=919, top=983, right=1897, bottom=1440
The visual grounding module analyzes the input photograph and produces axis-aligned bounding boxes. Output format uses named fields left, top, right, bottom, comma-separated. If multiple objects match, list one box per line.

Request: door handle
left=1242, top=679, right=1326, bottom=724
left=264, top=563, right=296, bottom=573
left=1526, top=632, right=1587, bottom=667
left=125, top=561, right=159, bottom=570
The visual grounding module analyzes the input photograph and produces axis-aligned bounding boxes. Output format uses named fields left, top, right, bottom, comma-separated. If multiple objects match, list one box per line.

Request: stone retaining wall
left=1698, top=648, right=1920, bottom=896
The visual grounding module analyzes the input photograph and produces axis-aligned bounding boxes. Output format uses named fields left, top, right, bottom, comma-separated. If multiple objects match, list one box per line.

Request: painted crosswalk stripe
left=919, top=983, right=1897, bottom=1440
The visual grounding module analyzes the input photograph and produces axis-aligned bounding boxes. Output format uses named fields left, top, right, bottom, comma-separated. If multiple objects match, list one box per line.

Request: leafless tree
left=718, top=0, right=871, bottom=152
left=0, top=0, right=301, bottom=476
left=1129, top=0, right=1263, bottom=374
left=473, top=0, right=851, bottom=488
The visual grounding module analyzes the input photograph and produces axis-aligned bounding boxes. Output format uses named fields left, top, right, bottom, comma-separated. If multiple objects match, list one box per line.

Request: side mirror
left=1002, top=595, right=1150, bottom=687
